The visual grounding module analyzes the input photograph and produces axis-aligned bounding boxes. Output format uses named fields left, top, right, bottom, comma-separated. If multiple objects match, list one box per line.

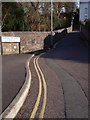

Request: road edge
left=0, top=54, right=34, bottom=119
left=53, top=33, right=69, bottom=49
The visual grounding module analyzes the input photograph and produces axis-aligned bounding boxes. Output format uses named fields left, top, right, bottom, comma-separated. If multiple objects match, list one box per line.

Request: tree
left=2, top=2, right=75, bottom=31
left=53, top=2, right=75, bottom=30
left=2, top=2, right=26, bottom=31
left=21, top=2, right=51, bottom=31
left=2, top=2, right=51, bottom=31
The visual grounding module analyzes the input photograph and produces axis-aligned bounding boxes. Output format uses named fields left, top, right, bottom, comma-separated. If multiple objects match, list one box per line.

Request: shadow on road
left=40, top=31, right=89, bottom=98
left=41, top=32, right=89, bottom=64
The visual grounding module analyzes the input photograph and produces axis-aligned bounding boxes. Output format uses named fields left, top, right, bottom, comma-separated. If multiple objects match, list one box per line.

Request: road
left=40, top=32, right=88, bottom=118
left=16, top=31, right=88, bottom=119
left=2, top=53, right=31, bottom=113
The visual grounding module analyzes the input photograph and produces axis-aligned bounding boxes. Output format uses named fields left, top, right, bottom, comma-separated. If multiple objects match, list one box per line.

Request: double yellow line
left=30, top=54, right=47, bottom=119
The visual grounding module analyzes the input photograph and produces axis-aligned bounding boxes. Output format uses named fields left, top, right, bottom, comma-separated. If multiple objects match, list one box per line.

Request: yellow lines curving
left=30, top=57, right=42, bottom=118
left=36, top=57, right=47, bottom=118
left=30, top=54, right=47, bottom=119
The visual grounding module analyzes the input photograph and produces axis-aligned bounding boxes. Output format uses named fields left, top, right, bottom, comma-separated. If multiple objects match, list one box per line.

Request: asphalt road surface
left=40, top=32, right=88, bottom=118
left=16, top=31, right=88, bottom=118
left=2, top=53, right=31, bottom=113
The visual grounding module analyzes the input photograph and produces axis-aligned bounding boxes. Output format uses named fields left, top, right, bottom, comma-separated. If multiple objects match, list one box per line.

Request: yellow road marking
left=30, top=54, right=47, bottom=119
left=30, top=57, right=42, bottom=119
left=36, top=57, right=47, bottom=118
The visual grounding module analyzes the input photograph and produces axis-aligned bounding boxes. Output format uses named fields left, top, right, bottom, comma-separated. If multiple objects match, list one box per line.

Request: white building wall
left=80, top=0, right=89, bottom=2
left=88, top=2, right=90, bottom=18
left=80, top=2, right=89, bottom=21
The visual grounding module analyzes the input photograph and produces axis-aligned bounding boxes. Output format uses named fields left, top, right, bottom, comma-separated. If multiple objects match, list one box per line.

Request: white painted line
left=0, top=54, right=34, bottom=119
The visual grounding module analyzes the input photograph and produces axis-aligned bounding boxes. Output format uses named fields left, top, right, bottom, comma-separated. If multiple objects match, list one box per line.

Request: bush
left=80, top=19, right=90, bottom=31
left=79, top=21, right=85, bottom=26
left=53, top=11, right=71, bottom=30
left=85, top=19, right=90, bottom=31
left=53, top=18, right=71, bottom=30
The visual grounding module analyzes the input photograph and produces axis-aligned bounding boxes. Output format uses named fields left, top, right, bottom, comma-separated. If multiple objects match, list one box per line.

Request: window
left=85, top=8, right=88, bottom=14
left=84, top=15, right=88, bottom=20
left=84, top=8, right=88, bottom=20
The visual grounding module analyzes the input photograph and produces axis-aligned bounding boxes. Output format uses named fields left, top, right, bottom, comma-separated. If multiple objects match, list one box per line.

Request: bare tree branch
left=2, top=8, right=10, bottom=29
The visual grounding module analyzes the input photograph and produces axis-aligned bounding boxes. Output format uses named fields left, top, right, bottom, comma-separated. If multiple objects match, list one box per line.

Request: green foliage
left=85, top=19, right=90, bottom=31
left=2, top=2, right=26, bottom=31
left=2, top=2, right=74, bottom=31
left=53, top=12, right=71, bottom=30
left=54, top=18, right=71, bottom=30
left=79, top=21, right=85, bottom=26
left=80, top=19, right=90, bottom=31
left=53, top=2, right=73, bottom=30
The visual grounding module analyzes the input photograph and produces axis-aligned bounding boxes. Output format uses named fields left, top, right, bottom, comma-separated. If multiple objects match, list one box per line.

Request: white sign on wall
left=1, top=36, right=20, bottom=42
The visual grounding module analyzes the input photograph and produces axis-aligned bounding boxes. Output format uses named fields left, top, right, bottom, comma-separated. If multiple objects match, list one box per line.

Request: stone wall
left=54, top=26, right=72, bottom=33
left=80, top=25, right=90, bottom=46
left=67, top=26, right=73, bottom=33
left=1, top=32, right=49, bottom=55
left=0, top=26, right=72, bottom=55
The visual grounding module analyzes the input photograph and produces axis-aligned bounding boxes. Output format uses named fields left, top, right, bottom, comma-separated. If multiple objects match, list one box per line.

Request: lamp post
left=51, top=0, right=53, bottom=33
left=51, top=0, right=54, bottom=48
left=1, top=38, right=3, bottom=55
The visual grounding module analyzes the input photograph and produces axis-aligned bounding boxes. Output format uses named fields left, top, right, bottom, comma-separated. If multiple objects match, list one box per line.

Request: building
left=79, top=0, right=90, bottom=21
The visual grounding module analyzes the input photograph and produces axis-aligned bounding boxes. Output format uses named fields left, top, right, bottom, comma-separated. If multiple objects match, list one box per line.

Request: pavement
left=2, top=53, right=32, bottom=114
left=16, top=31, right=88, bottom=119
